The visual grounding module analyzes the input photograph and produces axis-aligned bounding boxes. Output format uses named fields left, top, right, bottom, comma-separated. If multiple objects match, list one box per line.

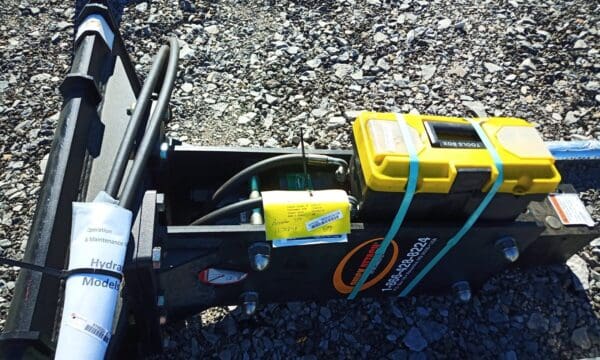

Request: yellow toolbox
left=350, top=112, right=561, bottom=221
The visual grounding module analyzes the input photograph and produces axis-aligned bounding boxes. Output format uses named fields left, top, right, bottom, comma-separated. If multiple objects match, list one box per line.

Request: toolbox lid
left=352, top=112, right=561, bottom=194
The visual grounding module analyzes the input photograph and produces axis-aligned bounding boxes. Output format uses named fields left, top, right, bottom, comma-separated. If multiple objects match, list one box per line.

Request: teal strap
left=348, top=114, right=419, bottom=300
left=398, top=118, right=504, bottom=297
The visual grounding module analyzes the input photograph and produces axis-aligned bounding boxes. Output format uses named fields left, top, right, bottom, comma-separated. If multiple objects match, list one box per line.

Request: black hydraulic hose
left=119, top=38, right=180, bottom=209
left=210, top=154, right=348, bottom=207
left=191, top=198, right=263, bottom=225
left=105, top=45, right=170, bottom=198
left=192, top=194, right=356, bottom=225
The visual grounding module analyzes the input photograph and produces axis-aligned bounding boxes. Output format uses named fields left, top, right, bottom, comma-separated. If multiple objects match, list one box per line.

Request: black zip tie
left=0, top=256, right=123, bottom=282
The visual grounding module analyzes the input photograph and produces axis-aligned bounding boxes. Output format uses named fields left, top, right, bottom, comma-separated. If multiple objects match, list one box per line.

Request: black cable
left=119, top=38, right=180, bottom=209
left=0, top=256, right=123, bottom=281
left=210, top=154, right=348, bottom=207
left=191, top=195, right=357, bottom=225
left=191, top=198, right=263, bottom=225
left=105, top=45, right=170, bottom=198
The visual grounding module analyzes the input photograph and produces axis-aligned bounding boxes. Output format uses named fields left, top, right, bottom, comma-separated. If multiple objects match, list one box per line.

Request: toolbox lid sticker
left=333, top=238, right=399, bottom=294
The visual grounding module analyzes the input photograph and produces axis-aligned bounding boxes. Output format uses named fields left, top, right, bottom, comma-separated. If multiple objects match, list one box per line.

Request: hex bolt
left=241, top=292, right=259, bottom=316
left=152, top=247, right=162, bottom=269
left=452, top=281, right=471, bottom=303
left=248, top=242, right=271, bottom=271
left=495, top=236, right=519, bottom=263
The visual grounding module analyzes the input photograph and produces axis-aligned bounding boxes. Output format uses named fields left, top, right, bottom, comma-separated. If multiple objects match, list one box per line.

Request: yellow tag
left=262, top=190, right=351, bottom=241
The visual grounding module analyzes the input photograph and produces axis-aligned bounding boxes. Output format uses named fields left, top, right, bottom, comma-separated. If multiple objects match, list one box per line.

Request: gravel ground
left=1, top=0, right=600, bottom=358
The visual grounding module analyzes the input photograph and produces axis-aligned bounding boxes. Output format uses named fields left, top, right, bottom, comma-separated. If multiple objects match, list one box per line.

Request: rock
left=487, top=309, right=509, bottom=323
left=311, top=108, right=328, bottom=118
left=572, top=327, right=592, bottom=349
left=343, top=110, right=361, bottom=120
left=179, top=45, right=195, bottom=59
left=135, top=2, right=148, bottom=12
left=484, top=62, right=502, bottom=73
left=519, top=58, right=536, bottom=71
left=238, top=112, right=257, bottom=125
left=584, top=81, right=599, bottom=92
left=327, top=116, right=346, bottom=129
left=56, top=21, right=72, bottom=31
left=333, top=64, right=353, bottom=79
left=350, top=70, right=363, bottom=80
left=0, top=239, right=11, bottom=248
left=573, top=39, right=588, bottom=49
left=264, top=94, right=278, bottom=105
left=463, top=101, right=487, bottom=118
left=448, top=64, right=466, bottom=77
left=566, top=254, right=590, bottom=290
left=181, top=83, right=193, bottom=93
left=0, top=81, right=8, bottom=93
left=286, top=46, right=301, bottom=55
left=373, top=32, right=388, bottom=43
left=30, top=73, right=52, bottom=82
left=420, top=64, right=437, bottom=81
left=264, top=138, right=278, bottom=147
left=319, top=307, right=331, bottom=320
left=527, top=312, right=549, bottom=332
left=417, top=320, right=447, bottom=343
left=455, top=20, right=469, bottom=32
left=437, top=18, right=452, bottom=30
left=376, top=58, right=390, bottom=72
left=205, top=25, right=220, bottom=35
left=237, top=138, right=252, bottom=146
left=362, top=56, right=375, bottom=70
left=306, top=58, right=321, bottom=69
left=403, top=327, right=428, bottom=352
left=564, top=111, right=579, bottom=125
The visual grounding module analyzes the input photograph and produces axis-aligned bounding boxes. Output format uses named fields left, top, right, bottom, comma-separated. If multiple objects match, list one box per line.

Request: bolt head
left=243, top=301, right=257, bottom=316
left=253, top=254, right=270, bottom=271
left=503, top=246, right=519, bottom=262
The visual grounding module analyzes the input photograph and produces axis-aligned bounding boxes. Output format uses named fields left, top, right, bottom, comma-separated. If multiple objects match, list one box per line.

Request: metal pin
left=241, top=292, right=258, bottom=316
left=453, top=281, right=471, bottom=302
left=159, top=142, right=169, bottom=160
left=495, top=236, right=519, bottom=263
left=248, top=243, right=271, bottom=271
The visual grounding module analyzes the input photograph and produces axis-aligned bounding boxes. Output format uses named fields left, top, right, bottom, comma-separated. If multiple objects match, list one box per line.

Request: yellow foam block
left=262, top=190, right=351, bottom=241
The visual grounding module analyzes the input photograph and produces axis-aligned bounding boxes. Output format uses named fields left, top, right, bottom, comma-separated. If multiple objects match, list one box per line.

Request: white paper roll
left=55, top=192, right=132, bottom=360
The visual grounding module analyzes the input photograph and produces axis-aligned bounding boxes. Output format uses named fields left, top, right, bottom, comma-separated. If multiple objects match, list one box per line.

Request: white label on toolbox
left=306, top=210, right=344, bottom=231
left=548, top=193, right=595, bottom=227
left=272, top=234, right=348, bottom=248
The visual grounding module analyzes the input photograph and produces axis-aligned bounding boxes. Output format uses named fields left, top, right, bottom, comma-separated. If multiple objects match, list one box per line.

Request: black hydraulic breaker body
left=0, top=2, right=599, bottom=359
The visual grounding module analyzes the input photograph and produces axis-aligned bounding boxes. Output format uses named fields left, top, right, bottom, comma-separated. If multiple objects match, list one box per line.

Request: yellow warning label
left=262, top=190, right=351, bottom=241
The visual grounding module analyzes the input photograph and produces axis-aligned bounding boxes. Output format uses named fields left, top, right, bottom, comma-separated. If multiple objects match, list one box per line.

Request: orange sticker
left=332, top=238, right=399, bottom=294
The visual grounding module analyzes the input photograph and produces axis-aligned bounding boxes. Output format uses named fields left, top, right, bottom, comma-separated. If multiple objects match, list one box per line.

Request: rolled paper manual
left=55, top=191, right=132, bottom=360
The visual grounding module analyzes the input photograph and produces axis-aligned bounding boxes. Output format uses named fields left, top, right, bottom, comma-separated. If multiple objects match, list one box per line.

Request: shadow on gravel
left=159, top=264, right=600, bottom=359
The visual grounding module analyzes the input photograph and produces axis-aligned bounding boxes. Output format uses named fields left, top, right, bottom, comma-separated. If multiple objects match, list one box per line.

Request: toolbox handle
left=424, top=120, right=485, bottom=149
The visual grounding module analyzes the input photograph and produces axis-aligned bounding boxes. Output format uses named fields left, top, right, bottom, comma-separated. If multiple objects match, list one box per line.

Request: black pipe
left=105, top=45, right=170, bottom=197
left=210, top=154, right=348, bottom=207
left=191, top=198, right=263, bottom=225
left=119, top=38, right=180, bottom=209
